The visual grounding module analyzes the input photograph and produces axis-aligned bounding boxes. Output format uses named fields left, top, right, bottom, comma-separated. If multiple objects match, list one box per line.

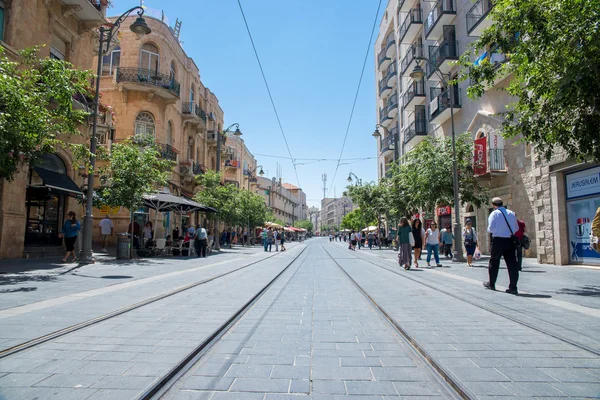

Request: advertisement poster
left=567, top=197, right=600, bottom=264
left=473, top=137, right=487, bottom=176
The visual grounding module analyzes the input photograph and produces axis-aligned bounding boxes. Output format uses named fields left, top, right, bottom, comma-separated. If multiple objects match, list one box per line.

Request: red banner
left=437, top=206, right=451, bottom=216
left=473, top=136, right=488, bottom=176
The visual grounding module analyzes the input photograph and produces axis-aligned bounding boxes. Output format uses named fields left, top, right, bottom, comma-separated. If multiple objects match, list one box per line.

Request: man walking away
left=367, top=231, right=374, bottom=249
left=442, top=224, right=454, bottom=258
left=197, top=225, right=208, bottom=258
left=99, top=214, right=114, bottom=253
left=262, top=228, right=268, bottom=252
left=515, top=215, right=526, bottom=271
left=484, top=197, right=520, bottom=294
left=267, top=228, right=274, bottom=252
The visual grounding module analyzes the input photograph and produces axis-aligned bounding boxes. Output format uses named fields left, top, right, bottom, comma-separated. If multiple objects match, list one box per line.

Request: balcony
left=475, top=147, right=507, bottom=177
left=378, top=48, right=391, bottom=71
left=467, top=0, right=494, bottom=36
left=384, top=31, right=396, bottom=59
left=404, top=119, right=428, bottom=147
left=379, top=107, right=392, bottom=127
left=402, top=79, right=426, bottom=110
left=182, top=102, right=208, bottom=124
left=424, top=0, right=456, bottom=40
left=193, top=162, right=207, bottom=175
left=398, top=8, right=423, bottom=44
left=386, top=93, right=399, bottom=119
left=179, top=161, right=192, bottom=175
left=379, top=77, right=392, bottom=98
left=398, top=0, right=413, bottom=14
left=473, top=46, right=509, bottom=88
left=428, top=87, right=461, bottom=125
left=380, top=128, right=397, bottom=156
left=385, top=61, right=398, bottom=88
left=225, top=159, right=240, bottom=169
left=427, top=40, right=459, bottom=81
left=60, top=0, right=105, bottom=23
left=116, top=67, right=181, bottom=100
left=401, top=43, right=424, bottom=76
left=158, top=143, right=178, bottom=162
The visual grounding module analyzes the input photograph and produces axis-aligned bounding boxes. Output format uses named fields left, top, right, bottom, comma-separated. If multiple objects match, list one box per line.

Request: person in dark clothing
left=515, top=215, right=526, bottom=271
left=484, top=197, right=520, bottom=294
left=411, top=219, right=425, bottom=268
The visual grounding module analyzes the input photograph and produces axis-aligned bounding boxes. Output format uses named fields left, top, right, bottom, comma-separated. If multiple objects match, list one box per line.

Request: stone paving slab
left=0, top=245, right=307, bottom=400
left=162, top=241, right=458, bottom=400
left=325, top=242, right=600, bottom=399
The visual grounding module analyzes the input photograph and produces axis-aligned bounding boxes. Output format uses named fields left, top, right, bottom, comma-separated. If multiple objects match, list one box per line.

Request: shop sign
left=567, top=197, right=600, bottom=265
left=473, top=136, right=488, bottom=176
left=100, top=205, right=120, bottom=215
left=436, top=206, right=451, bottom=216
left=566, top=166, right=600, bottom=200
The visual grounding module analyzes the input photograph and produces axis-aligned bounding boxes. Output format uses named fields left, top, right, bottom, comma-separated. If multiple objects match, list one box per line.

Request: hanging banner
left=437, top=206, right=451, bottom=216
left=473, top=136, right=488, bottom=176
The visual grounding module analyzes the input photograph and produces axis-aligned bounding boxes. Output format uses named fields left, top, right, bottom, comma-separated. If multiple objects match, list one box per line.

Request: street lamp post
left=245, top=165, right=264, bottom=246
left=347, top=172, right=365, bottom=234
left=373, top=124, right=397, bottom=164
left=409, top=59, right=464, bottom=262
left=79, top=7, right=151, bottom=263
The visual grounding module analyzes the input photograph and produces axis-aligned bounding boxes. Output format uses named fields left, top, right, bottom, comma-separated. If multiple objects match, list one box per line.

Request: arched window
left=166, top=121, right=173, bottom=146
left=170, top=61, right=176, bottom=82
left=101, top=46, right=121, bottom=76
left=190, top=83, right=195, bottom=104
left=135, top=112, right=155, bottom=137
left=140, top=43, right=159, bottom=71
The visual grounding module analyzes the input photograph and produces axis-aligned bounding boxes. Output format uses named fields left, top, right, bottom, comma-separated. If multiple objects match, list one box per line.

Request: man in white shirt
left=196, top=225, right=208, bottom=258
left=98, top=215, right=114, bottom=252
left=484, top=197, right=520, bottom=294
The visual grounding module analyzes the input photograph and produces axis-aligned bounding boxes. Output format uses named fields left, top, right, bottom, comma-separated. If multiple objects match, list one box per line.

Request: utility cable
left=328, top=0, right=383, bottom=195
left=236, top=0, right=301, bottom=188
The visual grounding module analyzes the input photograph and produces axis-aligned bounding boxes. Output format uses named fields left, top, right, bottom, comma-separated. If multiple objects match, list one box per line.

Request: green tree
left=294, top=219, right=313, bottom=232
left=238, top=188, right=271, bottom=238
left=393, top=134, right=489, bottom=216
left=0, top=46, right=94, bottom=181
left=340, top=208, right=376, bottom=231
left=458, top=0, right=600, bottom=162
left=346, top=182, right=389, bottom=246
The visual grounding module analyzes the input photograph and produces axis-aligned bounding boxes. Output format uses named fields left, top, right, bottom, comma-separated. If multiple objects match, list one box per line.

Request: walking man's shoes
left=483, top=281, right=496, bottom=291
left=505, top=288, right=519, bottom=295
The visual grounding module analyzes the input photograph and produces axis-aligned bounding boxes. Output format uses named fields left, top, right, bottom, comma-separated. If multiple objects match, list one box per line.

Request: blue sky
left=111, top=0, right=381, bottom=208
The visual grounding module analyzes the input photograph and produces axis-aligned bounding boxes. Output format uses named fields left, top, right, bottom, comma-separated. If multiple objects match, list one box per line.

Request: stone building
left=308, top=206, right=320, bottom=233
left=319, top=197, right=355, bottom=232
left=255, top=177, right=307, bottom=226
left=374, top=0, right=600, bottom=265
left=95, top=12, right=227, bottom=238
left=220, top=133, right=258, bottom=191
left=0, top=0, right=109, bottom=258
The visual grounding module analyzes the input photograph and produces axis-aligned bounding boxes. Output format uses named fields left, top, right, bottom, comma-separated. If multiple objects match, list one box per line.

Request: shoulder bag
left=499, top=210, right=522, bottom=249
left=408, top=230, right=415, bottom=247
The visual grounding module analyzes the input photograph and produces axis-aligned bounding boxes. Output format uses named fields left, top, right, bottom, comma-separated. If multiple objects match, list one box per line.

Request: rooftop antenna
left=322, top=174, right=327, bottom=200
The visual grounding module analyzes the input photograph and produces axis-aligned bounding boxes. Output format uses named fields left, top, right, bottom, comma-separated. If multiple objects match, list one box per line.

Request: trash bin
left=117, top=234, right=131, bottom=259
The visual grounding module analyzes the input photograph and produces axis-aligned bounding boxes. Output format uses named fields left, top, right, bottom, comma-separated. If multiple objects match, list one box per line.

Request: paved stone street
left=0, top=238, right=599, bottom=400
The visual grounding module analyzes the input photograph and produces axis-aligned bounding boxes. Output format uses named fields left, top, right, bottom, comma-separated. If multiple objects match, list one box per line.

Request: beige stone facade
left=0, top=0, right=108, bottom=258
left=374, top=0, right=600, bottom=265
left=255, top=177, right=307, bottom=226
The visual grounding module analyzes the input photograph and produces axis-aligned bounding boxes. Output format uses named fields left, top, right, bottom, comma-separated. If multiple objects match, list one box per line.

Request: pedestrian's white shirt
left=487, top=207, right=518, bottom=238
left=426, top=229, right=439, bottom=245
left=350, top=233, right=356, bottom=241
left=99, top=218, right=114, bottom=235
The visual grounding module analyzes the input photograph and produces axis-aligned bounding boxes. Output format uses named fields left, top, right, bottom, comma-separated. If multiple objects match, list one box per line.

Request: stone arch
left=135, top=111, right=156, bottom=137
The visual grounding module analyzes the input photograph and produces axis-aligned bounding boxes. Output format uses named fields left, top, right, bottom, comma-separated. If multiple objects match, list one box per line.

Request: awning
left=142, top=192, right=218, bottom=213
left=31, top=167, right=83, bottom=197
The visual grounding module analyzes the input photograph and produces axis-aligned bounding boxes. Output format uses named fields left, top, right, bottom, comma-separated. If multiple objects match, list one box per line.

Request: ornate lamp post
left=373, top=124, right=397, bottom=164
left=79, top=7, right=151, bottom=263
left=246, top=164, right=263, bottom=245
left=216, top=123, right=242, bottom=173
left=410, top=58, right=464, bottom=262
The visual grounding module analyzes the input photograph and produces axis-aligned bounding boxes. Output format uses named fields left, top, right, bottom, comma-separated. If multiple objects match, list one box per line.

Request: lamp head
left=410, top=62, right=426, bottom=81
left=130, top=16, right=151, bottom=40
left=372, top=127, right=381, bottom=138
left=347, top=174, right=353, bottom=183
left=258, top=167, right=265, bottom=176
left=233, top=127, right=242, bottom=136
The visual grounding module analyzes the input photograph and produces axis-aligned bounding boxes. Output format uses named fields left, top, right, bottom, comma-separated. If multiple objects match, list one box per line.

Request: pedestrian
left=98, top=214, right=114, bottom=253
left=187, top=224, right=196, bottom=238
left=462, top=218, right=478, bottom=267
left=357, top=231, right=363, bottom=249
left=262, top=228, right=268, bottom=251
left=59, top=211, right=80, bottom=262
left=515, top=215, right=526, bottom=271
left=411, top=218, right=425, bottom=268
left=350, top=230, right=357, bottom=251
left=274, top=229, right=280, bottom=251
left=483, top=197, right=520, bottom=294
left=442, top=224, right=454, bottom=258
left=128, top=220, right=141, bottom=249
left=173, top=226, right=180, bottom=241
left=329, top=234, right=332, bottom=242
left=397, top=217, right=413, bottom=270
left=267, top=227, right=274, bottom=252
left=592, top=206, right=600, bottom=253
left=280, top=230, right=286, bottom=251
left=196, top=224, right=208, bottom=258
left=243, top=228, right=248, bottom=246
left=425, top=222, right=442, bottom=268
left=143, top=221, right=154, bottom=245
left=367, top=231, right=374, bottom=249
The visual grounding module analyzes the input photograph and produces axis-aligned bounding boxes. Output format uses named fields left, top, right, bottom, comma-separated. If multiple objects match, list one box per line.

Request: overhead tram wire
left=236, top=0, right=301, bottom=187
left=253, top=153, right=377, bottom=162
left=328, top=0, right=383, bottom=195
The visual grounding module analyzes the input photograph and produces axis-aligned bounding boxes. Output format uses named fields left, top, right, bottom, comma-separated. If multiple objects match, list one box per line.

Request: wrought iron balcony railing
left=427, top=40, right=459, bottom=77
left=401, top=43, right=424, bottom=74
left=404, top=119, right=428, bottom=144
left=466, top=0, right=494, bottom=34
left=193, top=162, right=207, bottom=175
left=399, top=8, right=423, bottom=42
left=116, top=67, right=181, bottom=97
left=429, top=87, right=462, bottom=120
left=158, top=143, right=178, bottom=162
left=402, top=79, right=426, bottom=109
left=424, top=0, right=456, bottom=38
left=380, top=131, right=396, bottom=154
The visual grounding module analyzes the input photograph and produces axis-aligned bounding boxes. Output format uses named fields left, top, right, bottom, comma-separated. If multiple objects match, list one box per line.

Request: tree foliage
left=458, top=0, right=600, bottom=162
left=95, top=137, right=172, bottom=211
left=345, top=183, right=388, bottom=228
left=393, top=134, right=489, bottom=215
left=294, top=219, right=313, bottom=232
left=0, top=46, right=94, bottom=181
left=341, top=208, right=376, bottom=231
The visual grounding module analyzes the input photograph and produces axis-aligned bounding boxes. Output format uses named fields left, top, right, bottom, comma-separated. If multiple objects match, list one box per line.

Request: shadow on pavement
left=517, top=293, right=552, bottom=298
left=0, top=286, right=38, bottom=293
left=0, top=273, right=57, bottom=286
left=558, top=285, right=600, bottom=297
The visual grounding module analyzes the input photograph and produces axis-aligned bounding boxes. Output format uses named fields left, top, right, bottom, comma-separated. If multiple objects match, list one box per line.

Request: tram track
left=0, top=246, right=304, bottom=360
left=325, top=243, right=600, bottom=357
left=321, top=243, right=474, bottom=400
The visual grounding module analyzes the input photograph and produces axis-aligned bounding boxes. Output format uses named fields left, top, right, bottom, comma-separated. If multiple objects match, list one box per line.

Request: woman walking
left=411, top=219, right=425, bottom=268
left=397, top=217, right=413, bottom=270
left=59, top=211, right=80, bottom=262
left=425, top=222, right=442, bottom=268
left=280, top=230, right=286, bottom=252
left=462, top=218, right=478, bottom=267
left=350, top=231, right=357, bottom=251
